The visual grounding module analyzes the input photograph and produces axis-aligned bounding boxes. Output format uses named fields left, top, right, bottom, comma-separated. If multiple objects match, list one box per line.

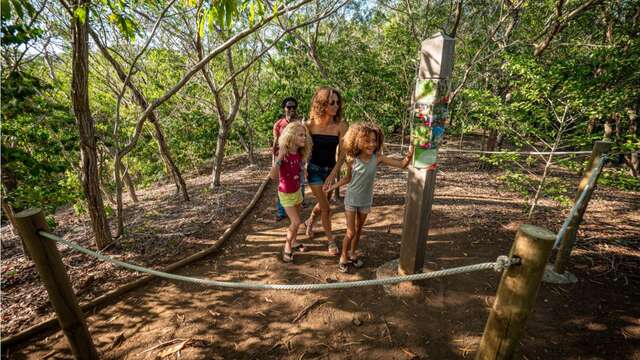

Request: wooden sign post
left=399, top=33, right=455, bottom=275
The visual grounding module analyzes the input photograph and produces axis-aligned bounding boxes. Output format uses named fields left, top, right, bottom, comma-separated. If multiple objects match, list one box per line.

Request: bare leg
left=308, top=184, right=334, bottom=244
left=350, top=211, right=368, bottom=258
left=341, top=211, right=357, bottom=264
left=283, top=205, right=302, bottom=255
left=305, top=203, right=321, bottom=237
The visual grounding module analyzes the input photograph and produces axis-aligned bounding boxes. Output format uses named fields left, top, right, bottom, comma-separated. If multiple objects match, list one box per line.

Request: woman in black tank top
left=304, top=87, right=349, bottom=255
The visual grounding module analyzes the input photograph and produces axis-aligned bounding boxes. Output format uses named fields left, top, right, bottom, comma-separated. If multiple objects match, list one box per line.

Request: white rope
left=385, top=143, right=591, bottom=156
left=38, top=231, right=516, bottom=291
left=553, top=155, right=607, bottom=249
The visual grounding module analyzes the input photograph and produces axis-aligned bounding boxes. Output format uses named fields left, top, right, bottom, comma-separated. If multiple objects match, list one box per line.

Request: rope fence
left=385, top=143, right=638, bottom=157
left=39, top=230, right=516, bottom=291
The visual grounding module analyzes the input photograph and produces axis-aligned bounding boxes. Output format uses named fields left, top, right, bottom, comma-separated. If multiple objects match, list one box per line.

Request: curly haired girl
left=326, top=122, right=414, bottom=272
left=269, top=122, right=313, bottom=263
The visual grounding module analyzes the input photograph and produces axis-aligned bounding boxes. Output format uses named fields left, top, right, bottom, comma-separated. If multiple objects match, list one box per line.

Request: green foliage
left=599, top=169, right=640, bottom=192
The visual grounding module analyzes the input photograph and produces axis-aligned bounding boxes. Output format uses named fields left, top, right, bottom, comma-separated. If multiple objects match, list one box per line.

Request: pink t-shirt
left=279, top=152, right=302, bottom=193
left=272, top=118, right=289, bottom=156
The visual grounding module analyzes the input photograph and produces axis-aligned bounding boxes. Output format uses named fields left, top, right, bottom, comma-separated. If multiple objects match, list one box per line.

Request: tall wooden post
left=399, top=33, right=455, bottom=275
left=14, top=208, right=99, bottom=360
left=554, top=141, right=611, bottom=274
left=476, top=224, right=555, bottom=360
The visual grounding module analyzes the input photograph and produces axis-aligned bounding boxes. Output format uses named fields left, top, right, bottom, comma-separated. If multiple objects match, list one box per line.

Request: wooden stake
left=13, top=208, right=98, bottom=360
left=399, top=167, right=436, bottom=275
left=475, top=224, right=555, bottom=360
left=554, top=141, right=611, bottom=274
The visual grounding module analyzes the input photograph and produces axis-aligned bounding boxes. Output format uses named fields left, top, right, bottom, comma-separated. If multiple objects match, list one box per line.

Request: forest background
left=2, top=0, right=639, bottom=250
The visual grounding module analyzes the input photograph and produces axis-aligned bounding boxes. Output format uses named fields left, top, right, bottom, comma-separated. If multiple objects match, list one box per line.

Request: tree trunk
left=150, top=119, right=189, bottom=200
left=484, top=129, right=498, bottom=151
left=603, top=117, right=613, bottom=140
left=496, top=132, right=505, bottom=150
left=587, top=116, right=598, bottom=135
left=625, top=108, right=639, bottom=177
left=71, top=0, right=112, bottom=249
left=122, top=166, right=138, bottom=202
left=114, top=151, right=124, bottom=238
left=241, top=93, right=255, bottom=165
left=0, top=197, right=27, bottom=258
left=211, top=124, right=229, bottom=187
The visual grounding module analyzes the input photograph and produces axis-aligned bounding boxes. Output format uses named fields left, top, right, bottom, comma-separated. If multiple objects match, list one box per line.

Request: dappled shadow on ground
left=5, top=149, right=640, bottom=359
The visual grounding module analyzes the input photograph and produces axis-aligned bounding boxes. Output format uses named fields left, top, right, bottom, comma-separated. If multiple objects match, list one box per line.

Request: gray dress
left=344, top=154, right=377, bottom=208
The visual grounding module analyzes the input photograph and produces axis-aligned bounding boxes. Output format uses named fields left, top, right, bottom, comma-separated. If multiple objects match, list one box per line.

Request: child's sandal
left=349, top=257, right=364, bottom=268
left=338, top=261, right=350, bottom=273
left=282, top=251, right=294, bottom=263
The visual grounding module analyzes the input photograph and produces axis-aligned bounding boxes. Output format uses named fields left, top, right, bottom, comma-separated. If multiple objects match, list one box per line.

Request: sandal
left=282, top=251, right=294, bottom=263
left=338, top=261, right=350, bottom=273
left=349, top=257, right=364, bottom=268
left=292, top=243, right=306, bottom=252
left=327, top=240, right=340, bottom=256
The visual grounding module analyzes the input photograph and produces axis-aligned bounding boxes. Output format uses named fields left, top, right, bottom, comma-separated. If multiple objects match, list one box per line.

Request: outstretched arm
left=379, top=145, right=414, bottom=169
left=326, top=160, right=353, bottom=193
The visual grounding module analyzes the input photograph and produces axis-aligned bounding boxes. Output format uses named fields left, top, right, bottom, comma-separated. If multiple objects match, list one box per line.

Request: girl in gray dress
left=326, top=123, right=414, bottom=272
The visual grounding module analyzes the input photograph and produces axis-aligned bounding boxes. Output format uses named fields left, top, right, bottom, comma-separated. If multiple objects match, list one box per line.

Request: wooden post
left=476, top=224, right=555, bottom=360
left=13, top=208, right=98, bottom=360
left=399, top=167, right=436, bottom=274
left=399, top=33, right=455, bottom=275
left=554, top=141, right=611, bottom=274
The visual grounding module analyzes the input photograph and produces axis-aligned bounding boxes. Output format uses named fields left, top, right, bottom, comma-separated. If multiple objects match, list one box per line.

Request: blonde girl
left=326, top=123, right=413, bottom=272
left=270, top=122, right=313, bottom=263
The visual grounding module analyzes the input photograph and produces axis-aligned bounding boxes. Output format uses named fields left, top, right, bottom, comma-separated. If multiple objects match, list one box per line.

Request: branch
left=533, top=0, right=602, bottom=57
left=219, top=0, right=349, bottom=91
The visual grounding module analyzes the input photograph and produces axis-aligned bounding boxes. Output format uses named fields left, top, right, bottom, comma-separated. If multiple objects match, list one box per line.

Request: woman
left=305, top=86, right=348, bottom=255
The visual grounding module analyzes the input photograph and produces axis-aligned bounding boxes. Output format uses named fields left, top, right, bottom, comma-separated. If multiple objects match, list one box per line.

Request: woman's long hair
left=278, top=122, right=313, bottom=161
left=308, top=86, right=343, bottom=125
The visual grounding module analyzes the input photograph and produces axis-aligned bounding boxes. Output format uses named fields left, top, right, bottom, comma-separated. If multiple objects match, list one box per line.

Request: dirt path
left=5, top=151, right=640, bottom=359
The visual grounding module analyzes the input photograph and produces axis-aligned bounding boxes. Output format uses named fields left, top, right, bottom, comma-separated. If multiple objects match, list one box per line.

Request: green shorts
left=278, top=190, right=303, bottom=208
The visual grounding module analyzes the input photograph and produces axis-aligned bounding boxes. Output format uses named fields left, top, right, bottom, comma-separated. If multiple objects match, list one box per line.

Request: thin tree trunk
left=150, top=119, right=189, bottom=200
left=625, top=108, right=639, bottom=177
left=114, top=151, right=124, bottom=238
left=123, top=166, right=138, bottom=202
left=241, top=92, right=256, bottom=165
left=587, top=117, right=598, bottom=135
left=212, top=125, right=229, bottom=187
left=71, top=0, right=112, bottom=249
left=603, top=117, right=613, bottom=140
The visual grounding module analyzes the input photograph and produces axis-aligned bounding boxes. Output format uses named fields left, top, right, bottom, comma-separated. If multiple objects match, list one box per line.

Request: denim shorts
left=307, top=163, right=332, bottom=185
left=344, top=204, right=371, bottom=214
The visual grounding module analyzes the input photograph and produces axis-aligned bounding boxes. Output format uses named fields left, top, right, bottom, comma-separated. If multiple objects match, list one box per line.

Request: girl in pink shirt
left=269, top=122, right=312, bottom=263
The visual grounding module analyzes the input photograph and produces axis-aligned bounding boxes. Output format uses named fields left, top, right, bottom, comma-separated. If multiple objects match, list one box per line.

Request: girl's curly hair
left=308, top=86, right=343, bottom=124
left=342, top=122, right=384, bottom=160
left=278, top=122, right=312, bottom=161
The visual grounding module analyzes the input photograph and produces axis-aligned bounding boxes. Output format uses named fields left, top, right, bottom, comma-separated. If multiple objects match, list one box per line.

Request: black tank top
left=310, top=134, right=340, bottom=168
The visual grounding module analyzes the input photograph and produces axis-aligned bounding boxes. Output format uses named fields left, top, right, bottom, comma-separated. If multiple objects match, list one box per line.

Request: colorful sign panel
left=412, top=79, right=449, bottom=168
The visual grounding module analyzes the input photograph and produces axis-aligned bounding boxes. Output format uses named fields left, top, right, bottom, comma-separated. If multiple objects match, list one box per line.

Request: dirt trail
left=5, top=150, right=640, bottom=359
